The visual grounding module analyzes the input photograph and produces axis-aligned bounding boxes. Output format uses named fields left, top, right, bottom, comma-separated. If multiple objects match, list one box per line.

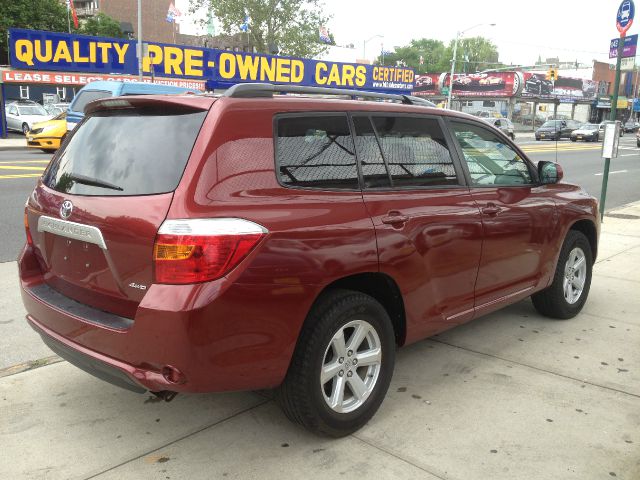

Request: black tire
left=571, top=138, right=576, bottom=142
left=40, top=149, right=56, bottom=153
left=22, top=123, right=29, bottom=135
left=532, top=230, right=593, bottom=319
left=637, top=140, right=640, bottom=147
left=276, top=289, right=395, bottom=437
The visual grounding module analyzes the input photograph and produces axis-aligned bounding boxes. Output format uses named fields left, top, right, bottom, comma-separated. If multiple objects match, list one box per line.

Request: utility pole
left=137, top=0, right=143, bottom=81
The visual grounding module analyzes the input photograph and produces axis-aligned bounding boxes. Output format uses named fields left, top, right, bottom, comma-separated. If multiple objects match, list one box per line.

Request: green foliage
left=377, top=36, right=501, bottom=73
left=451, top=36, right=500, bottom=73
left=79, top=13, right=125, bottom=38
left=0, top=0, right=69, bottom=63
left=189, top=0, right=331, bottom=57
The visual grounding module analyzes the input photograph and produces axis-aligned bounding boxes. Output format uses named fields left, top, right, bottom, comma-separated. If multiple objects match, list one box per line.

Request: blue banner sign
left=8, top=28, right=415, bottom=94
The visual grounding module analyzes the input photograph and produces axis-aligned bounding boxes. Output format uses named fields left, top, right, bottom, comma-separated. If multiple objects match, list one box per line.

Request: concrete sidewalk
left=0, top=135, right=27, bottom=150
left=1, top=203, right=639, bottom=480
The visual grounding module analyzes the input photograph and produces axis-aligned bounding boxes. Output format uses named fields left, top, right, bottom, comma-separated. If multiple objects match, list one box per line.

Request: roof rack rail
left=223, top=83, right=435, bottom=107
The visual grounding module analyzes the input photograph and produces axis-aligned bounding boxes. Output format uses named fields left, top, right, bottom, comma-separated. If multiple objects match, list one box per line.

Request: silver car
left=5, top=101, right=53, bottom=134
left=483, top=117, right=515, bottom=140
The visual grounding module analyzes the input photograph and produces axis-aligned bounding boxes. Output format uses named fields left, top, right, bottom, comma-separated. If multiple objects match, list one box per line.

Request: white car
left=5, top=101, right=53, bottom=135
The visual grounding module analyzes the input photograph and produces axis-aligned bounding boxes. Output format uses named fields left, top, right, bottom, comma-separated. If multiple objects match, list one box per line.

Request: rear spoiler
left=84, top=94, right=214, bottom=115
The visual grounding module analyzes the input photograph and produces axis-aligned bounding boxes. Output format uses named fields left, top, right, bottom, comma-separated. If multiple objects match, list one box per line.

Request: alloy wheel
left=563, top=247, right=587, bottom=304
left=320, top=319, right=382, bottom=414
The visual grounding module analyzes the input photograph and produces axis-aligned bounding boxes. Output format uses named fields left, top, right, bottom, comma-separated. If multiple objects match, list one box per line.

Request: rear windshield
left=43, top=108, right=207, bottom=196
left=71, top=90, right=111, bottom=113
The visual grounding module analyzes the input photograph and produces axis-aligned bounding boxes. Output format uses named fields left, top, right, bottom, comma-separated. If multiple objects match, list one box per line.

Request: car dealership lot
left=1, top=201, right=639, bottom=480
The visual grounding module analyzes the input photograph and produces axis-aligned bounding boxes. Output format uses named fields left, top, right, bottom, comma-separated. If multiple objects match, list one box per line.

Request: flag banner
left=319, top=26, right=331, bottom=44
left=69, top=0, right=79, bottom=28
left=240, top=15, right=250, bottom=32
left=8, top=28, right=415, bottom=94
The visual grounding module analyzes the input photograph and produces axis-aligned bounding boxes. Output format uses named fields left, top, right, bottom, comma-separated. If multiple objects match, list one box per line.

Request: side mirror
left=538, top=161, right=563, bottom=184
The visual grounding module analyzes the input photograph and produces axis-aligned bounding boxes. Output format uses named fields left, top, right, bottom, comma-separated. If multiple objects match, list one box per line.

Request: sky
left=178, top=0, right=636, bottom=67
left=321, top=0, right=630, bottom=66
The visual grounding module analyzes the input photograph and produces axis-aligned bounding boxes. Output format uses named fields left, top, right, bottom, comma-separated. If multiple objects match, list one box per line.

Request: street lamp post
left=446, top=23, right=496, bottom=110
left=363, top=34, right=384, bottom=63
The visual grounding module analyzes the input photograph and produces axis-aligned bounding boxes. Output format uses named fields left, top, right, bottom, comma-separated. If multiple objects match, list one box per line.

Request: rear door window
left=275, top=115, right=358, bottom=190
left=43, top=107, right=207, bottom=196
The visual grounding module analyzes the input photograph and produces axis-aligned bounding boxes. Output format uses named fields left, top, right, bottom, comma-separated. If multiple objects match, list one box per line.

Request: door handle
left=381, top=212, right=409, bottom=226
left=481, top=204, right=501, bottom=216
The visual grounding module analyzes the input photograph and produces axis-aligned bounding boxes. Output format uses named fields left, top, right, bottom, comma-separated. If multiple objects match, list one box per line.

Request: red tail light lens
left=24, top=208, right=33, bottom=246
left=153, top=218, right=267, bottom=284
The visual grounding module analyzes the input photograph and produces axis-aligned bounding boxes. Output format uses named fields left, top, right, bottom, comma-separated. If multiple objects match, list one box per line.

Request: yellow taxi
left=26, top=112, right=67, bottom=152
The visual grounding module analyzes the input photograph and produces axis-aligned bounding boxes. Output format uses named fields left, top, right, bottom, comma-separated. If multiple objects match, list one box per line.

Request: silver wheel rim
left=320, top=319, right=382, bottom=414
left=563, top=247, right=587, bottom=304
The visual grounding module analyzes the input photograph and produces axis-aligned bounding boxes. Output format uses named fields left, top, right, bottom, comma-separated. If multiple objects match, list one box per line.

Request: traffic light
left=546, top=67, right=558, bottom=81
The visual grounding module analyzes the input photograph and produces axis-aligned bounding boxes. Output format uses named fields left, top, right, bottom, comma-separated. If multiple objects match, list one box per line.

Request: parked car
left=570, top=123, right=600, bottom=142
left=535, top=119, right=582, bottom=140
left=26, top=112, right=68, bottom=152
left=622, top=120, right=639, bottom=133
left=525, top=75, right=553, bottom=95
left=43, top=103, right=70, bottom=116
left=66, top=80, right=194, bottom=131
left=20, top=84, right=599, bottom=437
left=4, top=100, right=53, bottom=134
left=483, top=117, right=515, bottom=139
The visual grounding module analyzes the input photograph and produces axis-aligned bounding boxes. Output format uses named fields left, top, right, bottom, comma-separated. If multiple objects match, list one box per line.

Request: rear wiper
left=67, top=173, right=123, bottom=191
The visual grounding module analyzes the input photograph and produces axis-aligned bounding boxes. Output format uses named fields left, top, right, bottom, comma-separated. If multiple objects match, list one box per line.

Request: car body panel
left=26, top=113, right=67, bottom=150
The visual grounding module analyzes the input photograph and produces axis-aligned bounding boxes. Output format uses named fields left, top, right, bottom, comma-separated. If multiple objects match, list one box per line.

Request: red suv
left=20, top=84, right=599, bottom=437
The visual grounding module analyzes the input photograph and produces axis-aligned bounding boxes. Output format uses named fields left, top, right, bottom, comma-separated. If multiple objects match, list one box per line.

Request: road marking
left=594, top=170, right=628, bottom=176
left=618, top=153, right=638, bottom=156
left=0, top=173, right=41, bottom=179
left=0, top=165, right=46, bottom=171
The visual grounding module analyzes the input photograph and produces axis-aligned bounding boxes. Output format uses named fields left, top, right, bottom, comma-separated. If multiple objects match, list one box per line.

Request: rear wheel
left=571, top=138, right=577, bottom=142
left=276, top=290, right=395, bottom=437
left=532, top=230, right=593, bottom=319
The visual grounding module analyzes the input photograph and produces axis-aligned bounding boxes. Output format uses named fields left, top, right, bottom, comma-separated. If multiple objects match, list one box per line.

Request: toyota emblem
left=60, top=200, right=73, bottom=219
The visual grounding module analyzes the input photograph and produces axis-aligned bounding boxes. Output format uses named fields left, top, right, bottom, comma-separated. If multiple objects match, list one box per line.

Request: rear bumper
left=28, top=316, right=147, bottom=394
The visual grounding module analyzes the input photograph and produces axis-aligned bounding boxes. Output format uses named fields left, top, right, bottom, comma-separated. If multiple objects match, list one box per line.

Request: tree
left=450, top=36, right=500, bottom=73
left=0, top=0, right=69, bottom=64
left=189, top=0, right=331, bottom=58
left=376, top=38, right=450, bottom=72
left=377, top=36, right=501, bottom=74
left=80, top=13, right=125, bottom=38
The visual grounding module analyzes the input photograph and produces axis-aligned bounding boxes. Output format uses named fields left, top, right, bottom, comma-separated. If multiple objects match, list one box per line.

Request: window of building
left=19, top=86, right=29, bottom=99
left=276, top=115, right=358, bottom=190
left=450, top=121, right=533, bottom=186
left=56, top=87, right=66, bottom=100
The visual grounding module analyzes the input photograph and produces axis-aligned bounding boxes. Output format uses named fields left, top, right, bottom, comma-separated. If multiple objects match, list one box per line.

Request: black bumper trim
left=38, top=330, right=146, bottom=394
left=27, top=283, right=133, bottom=330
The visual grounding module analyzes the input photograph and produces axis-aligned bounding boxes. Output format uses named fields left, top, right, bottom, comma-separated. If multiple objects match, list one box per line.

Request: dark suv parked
left=20, top=84, right=599, bottom=437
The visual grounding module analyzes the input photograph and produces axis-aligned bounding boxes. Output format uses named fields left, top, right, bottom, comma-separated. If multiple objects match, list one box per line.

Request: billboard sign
left=609, top=34, right=638, bottom=58
left=415, top=72, right=522, bottom=97
left=8, top=28, right=415, bottom=94
left=521, top=72, right=597, bottom=100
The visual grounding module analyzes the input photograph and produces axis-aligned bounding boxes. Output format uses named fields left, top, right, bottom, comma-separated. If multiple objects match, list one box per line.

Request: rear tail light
left=153, top=218, right=267, bottom=284
left=24, top=208, right=33, bottom=246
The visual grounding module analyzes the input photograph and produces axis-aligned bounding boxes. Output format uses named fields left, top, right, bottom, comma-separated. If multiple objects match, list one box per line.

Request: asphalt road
left=0, top=135, right=638, bottom=262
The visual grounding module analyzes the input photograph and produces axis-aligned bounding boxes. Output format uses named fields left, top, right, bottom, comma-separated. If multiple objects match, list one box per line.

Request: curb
left=0, top=355, right=62, bottom=378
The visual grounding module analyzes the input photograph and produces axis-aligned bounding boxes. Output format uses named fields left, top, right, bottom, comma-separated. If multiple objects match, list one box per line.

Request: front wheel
left=22, top=123, right=29, bottom=135
left=532, top=230, right=593, bottom=319
left=276, top=290, right=395, bottom=437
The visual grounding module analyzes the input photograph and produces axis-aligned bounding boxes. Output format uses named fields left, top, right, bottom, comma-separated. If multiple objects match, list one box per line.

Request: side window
left=9, top=106, right=18, bottom=116
left=276, top=115, right=358, bottom=190
left=369, top=116, right=459, bottom=188
left=450, top=121, right=533, bottom=186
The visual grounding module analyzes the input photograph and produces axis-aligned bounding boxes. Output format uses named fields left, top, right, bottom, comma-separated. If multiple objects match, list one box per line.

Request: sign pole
left=601, top=0, right=635, bottom=220
left=137, top=0, right=143, bottom=81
